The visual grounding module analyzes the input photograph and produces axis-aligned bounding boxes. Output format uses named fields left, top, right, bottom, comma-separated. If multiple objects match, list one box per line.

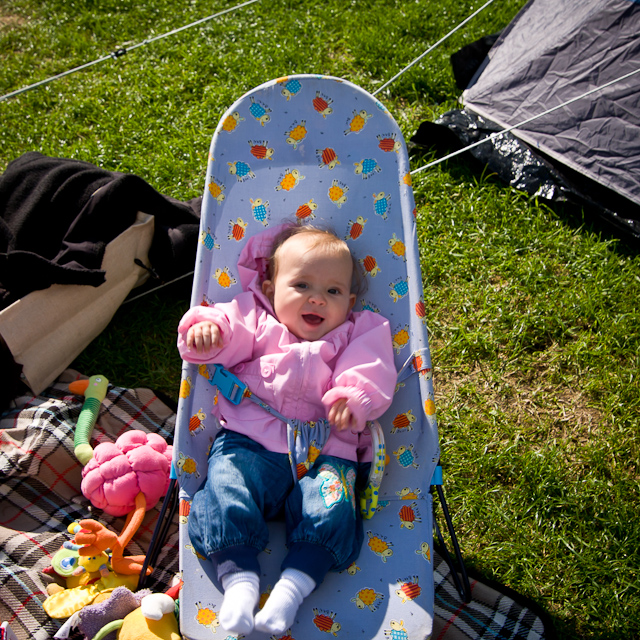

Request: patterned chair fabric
left=174, top=75, right=440, bottom=640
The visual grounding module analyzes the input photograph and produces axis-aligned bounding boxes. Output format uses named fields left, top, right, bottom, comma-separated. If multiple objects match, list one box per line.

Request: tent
left=413, top=0, right=640, bottom=245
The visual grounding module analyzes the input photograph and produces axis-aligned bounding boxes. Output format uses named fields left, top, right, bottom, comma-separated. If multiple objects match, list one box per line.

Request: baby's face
left=262, top=234, right=356, bottom=341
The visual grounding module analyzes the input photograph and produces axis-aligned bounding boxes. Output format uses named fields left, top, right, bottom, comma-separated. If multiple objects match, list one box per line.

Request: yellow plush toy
left=42, top=523, right=139, bottom=619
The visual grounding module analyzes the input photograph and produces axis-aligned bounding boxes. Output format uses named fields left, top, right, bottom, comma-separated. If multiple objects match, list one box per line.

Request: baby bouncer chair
left=173, top=74, right=444, bottom=639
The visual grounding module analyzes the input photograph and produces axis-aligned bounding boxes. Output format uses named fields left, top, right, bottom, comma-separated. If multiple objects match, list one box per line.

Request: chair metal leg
left=432, top=481, right=471, bottom=603
left=137, top=477, right=179, bottom=590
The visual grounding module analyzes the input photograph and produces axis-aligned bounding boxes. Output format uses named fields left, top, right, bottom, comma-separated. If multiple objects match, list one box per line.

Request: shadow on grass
left=448, top=550, right=639, bottom=640
left=408, top=124, right=640, bottom=256
left=71, top=276, right=192, bottom=401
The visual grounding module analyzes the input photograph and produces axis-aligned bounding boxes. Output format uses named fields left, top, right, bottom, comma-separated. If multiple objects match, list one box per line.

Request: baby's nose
left=309, top=291, right=326, bottom=304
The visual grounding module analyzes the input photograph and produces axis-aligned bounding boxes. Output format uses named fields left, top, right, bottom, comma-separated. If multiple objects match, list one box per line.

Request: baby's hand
left=186, top=321, right=222, bottom=354
left=328, top=398, right=353, bottom=432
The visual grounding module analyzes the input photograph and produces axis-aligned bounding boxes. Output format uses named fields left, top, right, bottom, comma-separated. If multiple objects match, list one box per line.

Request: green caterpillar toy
left=69, top=374, right=109, bottom=466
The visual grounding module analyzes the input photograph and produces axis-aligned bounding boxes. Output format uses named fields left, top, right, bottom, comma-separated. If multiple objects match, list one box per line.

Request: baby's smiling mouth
left=302, top=313, right=324, bottom=326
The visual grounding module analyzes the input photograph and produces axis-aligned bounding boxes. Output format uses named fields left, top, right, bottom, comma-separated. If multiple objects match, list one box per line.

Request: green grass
left=416, top=169, right=640, bottom=637
left=2, top=1, right=639, bottom=638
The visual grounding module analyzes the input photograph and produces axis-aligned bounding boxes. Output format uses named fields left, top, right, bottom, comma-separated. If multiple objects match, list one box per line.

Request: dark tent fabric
left=463, top=0, right=640, bottom=206
left=413, top=0, right=640, bottom=245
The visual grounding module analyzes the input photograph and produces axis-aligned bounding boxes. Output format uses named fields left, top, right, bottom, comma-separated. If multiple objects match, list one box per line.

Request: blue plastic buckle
left=207, top=364, right=247, bottom=405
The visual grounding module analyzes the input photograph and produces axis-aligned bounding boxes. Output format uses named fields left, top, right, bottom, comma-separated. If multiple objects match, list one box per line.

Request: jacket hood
left=237, top=222, right=291, bottom=307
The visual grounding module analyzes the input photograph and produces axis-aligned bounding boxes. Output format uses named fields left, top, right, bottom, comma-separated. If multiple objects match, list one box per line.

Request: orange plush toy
left=74, top=493, right=151, bottom=577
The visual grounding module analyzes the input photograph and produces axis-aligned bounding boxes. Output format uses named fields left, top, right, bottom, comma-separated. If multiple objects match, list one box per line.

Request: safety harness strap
left=203, top=363, right=386, bottom=518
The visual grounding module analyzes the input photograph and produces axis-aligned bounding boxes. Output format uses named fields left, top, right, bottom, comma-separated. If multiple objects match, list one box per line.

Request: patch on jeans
left=318, top=463, right=356, bottom=512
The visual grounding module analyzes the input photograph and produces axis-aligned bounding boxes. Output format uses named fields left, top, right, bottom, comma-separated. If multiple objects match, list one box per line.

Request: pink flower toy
left=81, top=430, right=173, bottom=517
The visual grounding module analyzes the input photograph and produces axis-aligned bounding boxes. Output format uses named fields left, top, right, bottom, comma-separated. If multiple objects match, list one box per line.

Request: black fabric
left=0, top=152, right=201, bottom=310
left=450, top=33, right=500, bottom=90
left=0, top=332, right=25, bottom=409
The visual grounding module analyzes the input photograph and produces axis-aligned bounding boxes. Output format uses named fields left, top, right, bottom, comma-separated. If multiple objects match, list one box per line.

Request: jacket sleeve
left=176, top=293, right=260, bottom=368
left=322, top=312, right=396, bottom=431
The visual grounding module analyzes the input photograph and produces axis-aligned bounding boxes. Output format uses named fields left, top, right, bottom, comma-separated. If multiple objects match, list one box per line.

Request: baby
left=177, top=223, right=396, bottom=635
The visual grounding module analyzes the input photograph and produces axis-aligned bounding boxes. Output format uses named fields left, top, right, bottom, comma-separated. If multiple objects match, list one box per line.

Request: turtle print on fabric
left=313, top=91, right=334, bottom=118
left=250, top=197, right=270, bottom=226
left=278, top=76, right=303, bottom=100
left=249, top=140, right=275, bottom=160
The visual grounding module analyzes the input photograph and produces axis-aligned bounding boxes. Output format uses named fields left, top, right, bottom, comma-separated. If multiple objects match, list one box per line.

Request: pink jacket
left=177, top=225, right=396, bottom=463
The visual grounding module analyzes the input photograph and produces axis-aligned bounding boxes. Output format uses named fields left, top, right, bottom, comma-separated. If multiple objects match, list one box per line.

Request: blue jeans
left=188, top=429, right=367, bottom=585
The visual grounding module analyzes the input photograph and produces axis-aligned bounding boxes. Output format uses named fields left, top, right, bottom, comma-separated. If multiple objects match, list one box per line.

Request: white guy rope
left=373, top=0, right=497, bottom=97
left=0, top=0, right=262, bottom=103
left=2, top=0, right=496, bottom=299
left=123, top=270, right=195, bottom=305
left=410, top=65, right=640, bottom=175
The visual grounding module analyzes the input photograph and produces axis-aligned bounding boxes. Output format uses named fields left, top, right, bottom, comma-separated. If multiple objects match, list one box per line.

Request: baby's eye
left=294, top=283, right=308, bottom=290
left=328, top=288, right=340, bottom=295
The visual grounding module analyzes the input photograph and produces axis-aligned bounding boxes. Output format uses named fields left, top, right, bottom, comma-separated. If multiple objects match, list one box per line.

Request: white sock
left=219, top=571, right=260, bottom=635
left=254, top=569, right=316, bottom=634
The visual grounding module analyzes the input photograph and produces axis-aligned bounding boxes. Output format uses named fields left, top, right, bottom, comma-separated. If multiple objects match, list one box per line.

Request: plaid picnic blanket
left=0, top=370, right=554, bottom=640
left=432, top=553, right=555, bottom=640
left=0, top=370, right=179, bottom=640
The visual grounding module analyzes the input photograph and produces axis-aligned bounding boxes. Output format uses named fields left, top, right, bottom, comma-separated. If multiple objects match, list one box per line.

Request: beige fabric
left=0, top=212, right=154, bottom=395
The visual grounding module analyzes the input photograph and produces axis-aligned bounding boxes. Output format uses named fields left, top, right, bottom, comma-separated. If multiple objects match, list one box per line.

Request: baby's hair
left=266, top=223, right=367, bottom=297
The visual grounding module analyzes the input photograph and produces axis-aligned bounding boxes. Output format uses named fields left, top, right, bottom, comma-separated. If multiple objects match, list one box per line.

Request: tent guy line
left=0, top=0, right=262, bottom=103
left=127, top=64, right=640, bottom=302
left=123, top=269, right=195, bottom=305
left=372, top=0, right=497, bottom=97
left=2, top=0, right=496, bottom=308
left=410, top=65, right=640, bottom=176
left=0, top=0, right=493, bottom=104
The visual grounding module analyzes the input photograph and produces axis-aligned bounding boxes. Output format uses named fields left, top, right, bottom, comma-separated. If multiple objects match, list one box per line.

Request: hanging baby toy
left=69, top=374, right=173, bottom=575
left=43, top=375, right=175, bottom=619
